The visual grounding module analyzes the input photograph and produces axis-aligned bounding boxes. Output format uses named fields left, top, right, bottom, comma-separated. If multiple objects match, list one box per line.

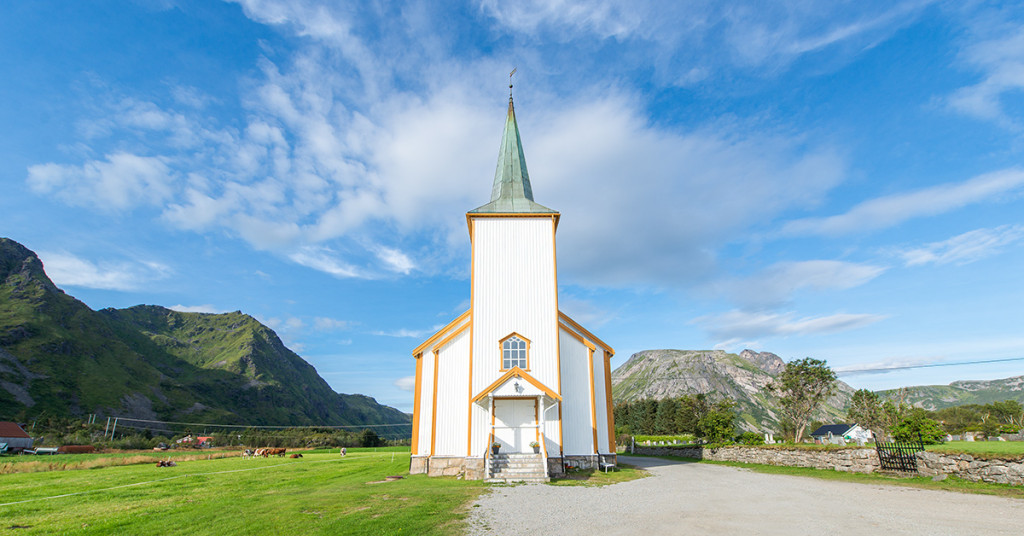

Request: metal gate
left=875, top=435, right=924, bottom=473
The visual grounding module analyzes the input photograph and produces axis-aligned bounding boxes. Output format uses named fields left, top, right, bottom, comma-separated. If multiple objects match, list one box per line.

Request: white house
left=810, top=423, right=873, bottom=444
left=409, top=96, right=616, bottom=481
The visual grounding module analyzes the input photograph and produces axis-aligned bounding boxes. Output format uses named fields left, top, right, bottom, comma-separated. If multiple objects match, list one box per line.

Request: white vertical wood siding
left=558, top=329, right=595, bottom=455
left=542, top=401, right=561, bottom=456
left=471, top=217, right=559, bottom=397
left=470, top=401, right=490, bottom=457
left=433, top=329, right=470, bottom=455
left=592, top=345, right=611, bottom=454
left=416, top=351, right=436, bottom=456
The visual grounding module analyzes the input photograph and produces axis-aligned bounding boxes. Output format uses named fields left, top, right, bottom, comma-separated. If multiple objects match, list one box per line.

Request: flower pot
left=491, top=446, right=500, bottom=455
left=532, top=446, right=540, bottom=454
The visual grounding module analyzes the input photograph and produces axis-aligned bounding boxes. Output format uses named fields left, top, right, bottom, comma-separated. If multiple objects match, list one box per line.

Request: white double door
left=493, top=398, right=537, bottom=453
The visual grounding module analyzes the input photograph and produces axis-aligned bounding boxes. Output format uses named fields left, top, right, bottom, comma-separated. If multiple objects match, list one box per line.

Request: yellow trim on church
left=471, top=366, right=561, bottom=403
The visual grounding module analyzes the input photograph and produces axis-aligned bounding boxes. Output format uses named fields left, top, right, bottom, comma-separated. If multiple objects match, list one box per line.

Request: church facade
left=409, top=96, right=616, bottom=481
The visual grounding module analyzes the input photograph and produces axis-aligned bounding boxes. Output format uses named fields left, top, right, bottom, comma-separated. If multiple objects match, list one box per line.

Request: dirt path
left=465, top=455, right=1023, bottom=535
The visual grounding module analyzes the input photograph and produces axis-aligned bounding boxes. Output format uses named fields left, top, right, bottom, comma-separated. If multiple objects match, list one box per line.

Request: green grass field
left=0, top=448, right=485, bottom=535
left=926, top=441, right=1024, bottom=457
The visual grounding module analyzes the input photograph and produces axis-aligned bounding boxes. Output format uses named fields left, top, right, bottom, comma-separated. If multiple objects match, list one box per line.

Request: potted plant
left=491, top=442, right=501, bottom=455
left=529, top=441, right=540, bottom=454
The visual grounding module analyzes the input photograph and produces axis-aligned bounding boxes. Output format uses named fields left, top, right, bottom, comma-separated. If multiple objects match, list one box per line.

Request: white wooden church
left=409, top=95, right=616, bottom=481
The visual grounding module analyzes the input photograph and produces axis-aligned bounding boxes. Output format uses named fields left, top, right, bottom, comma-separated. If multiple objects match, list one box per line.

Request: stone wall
left=631, top=445, right=1024, bottom=485
left=632, top=445, right=878, bottom=473
left=917, top=452, right=1024, bottom=485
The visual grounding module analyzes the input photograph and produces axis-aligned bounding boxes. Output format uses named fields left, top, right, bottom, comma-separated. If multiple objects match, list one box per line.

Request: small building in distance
left=810, top=423, right=872, bottom=444
left=0, top=421, right=34, bottom=453
left=409, top=94, right=616, bottom=481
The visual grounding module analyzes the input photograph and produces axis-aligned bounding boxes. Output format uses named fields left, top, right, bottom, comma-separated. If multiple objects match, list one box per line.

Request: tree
left=770, top=357, right=837, bottom=443
left=359, top=429, right=383, bottom=447
left=676, top=394, right=710, bottom=435
left=654, top=398, right=679, bottom=435
left=697, top=401, right=736, bottom=443
left=891, top=408, right=945, bottom=444
left=846, top=389, right=885, bottom=438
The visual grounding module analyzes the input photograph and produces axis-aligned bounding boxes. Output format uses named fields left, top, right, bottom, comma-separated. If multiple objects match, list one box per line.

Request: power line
left=109, top=416, right=411, bottom=430
left=835, top=356, right=1024, bottom=375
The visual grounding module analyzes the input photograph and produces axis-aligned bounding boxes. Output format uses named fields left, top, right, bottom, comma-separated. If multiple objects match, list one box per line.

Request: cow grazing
left=242, top=449, right=253, bottom=459
left=57, top=445, right=96, bottom=454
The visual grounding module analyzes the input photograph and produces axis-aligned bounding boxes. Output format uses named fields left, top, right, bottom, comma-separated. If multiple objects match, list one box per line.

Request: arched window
left=500, top=334, right=529, bottom=370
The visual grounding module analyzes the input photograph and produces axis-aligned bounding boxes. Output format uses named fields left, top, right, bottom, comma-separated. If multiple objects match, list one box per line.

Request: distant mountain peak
left=0, top=237, right=60, bottom=295
left=612, top=348, right=854, bottom=433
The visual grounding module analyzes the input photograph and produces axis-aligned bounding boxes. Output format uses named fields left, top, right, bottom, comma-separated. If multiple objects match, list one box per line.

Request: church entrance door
left=493, top=398, right=537, bottom=453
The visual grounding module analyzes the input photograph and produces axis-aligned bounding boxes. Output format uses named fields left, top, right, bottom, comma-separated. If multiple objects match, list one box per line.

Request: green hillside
left=879, top=377, right=1024, bottom=410
left=0, top=238, right=409, bottom=435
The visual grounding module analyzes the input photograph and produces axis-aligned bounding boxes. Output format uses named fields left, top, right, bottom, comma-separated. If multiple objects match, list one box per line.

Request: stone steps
left=487, top=453, right=548, bottom=483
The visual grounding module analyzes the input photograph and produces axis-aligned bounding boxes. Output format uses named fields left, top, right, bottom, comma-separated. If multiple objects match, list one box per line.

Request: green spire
left=469, top=96, right=556, bottom=214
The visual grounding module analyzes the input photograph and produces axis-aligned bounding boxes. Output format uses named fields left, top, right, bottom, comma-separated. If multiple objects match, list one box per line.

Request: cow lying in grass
left=290, top=453, right=302, bottom=458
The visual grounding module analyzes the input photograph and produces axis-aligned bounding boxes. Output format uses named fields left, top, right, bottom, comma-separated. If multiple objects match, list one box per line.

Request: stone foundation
left=409, top=456, right=485, bottom=480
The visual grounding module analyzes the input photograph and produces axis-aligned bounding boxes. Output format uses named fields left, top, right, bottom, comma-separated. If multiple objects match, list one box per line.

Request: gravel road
left=465, top=455, right=1023, bottom=535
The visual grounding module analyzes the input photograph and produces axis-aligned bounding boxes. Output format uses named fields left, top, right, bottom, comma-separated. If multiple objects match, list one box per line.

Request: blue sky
left=3, top=1, right=1024, bottom=414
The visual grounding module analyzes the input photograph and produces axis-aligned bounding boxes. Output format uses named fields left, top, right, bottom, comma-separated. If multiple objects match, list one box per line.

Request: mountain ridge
left=0, top=237, right=409, bottom=435
left=611, top=349, right=854, bottom=432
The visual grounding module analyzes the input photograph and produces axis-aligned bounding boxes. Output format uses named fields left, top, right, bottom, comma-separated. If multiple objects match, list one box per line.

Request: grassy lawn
left=926, top=441, right=1024, bottom=457
left=0, top=448, right=485, bottom=535
left=631, top=453, right=1024, bottom=500
left=548, top=463, right=648, bottom=486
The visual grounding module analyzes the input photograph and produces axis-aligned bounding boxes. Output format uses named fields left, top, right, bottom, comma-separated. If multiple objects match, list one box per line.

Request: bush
left=891, top=409, right=945, bottom=444
left=736, top=432, right=764, bottom=445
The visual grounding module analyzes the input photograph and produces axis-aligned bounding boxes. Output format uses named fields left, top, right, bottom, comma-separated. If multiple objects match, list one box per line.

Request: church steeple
left=469, top=95, right=557, bottom=214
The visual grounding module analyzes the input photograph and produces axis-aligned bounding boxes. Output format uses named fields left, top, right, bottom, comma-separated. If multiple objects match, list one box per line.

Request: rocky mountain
left=879, top=376, right=1024, bottom=410
left=0, top=238, right=410, bottom=436
left=611, top=349, right=855, bottom=433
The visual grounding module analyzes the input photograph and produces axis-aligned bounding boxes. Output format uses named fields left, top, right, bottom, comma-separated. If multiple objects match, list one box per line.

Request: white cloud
left=834, top=356, right=947, bottom=376
left=394, top=375, right=416, bottom=391
left=899, top=224, right=1024, bottom=266
left=693, top=310, right=886, bottom=341
left=313, top=317, right=351, bottom=331
left=374, top=246, right=415, bottom=275
left=287, top=246, right=361, bottom=278
left=558, top=296, right=614, bottom=328
left=27, top=153, right=176, bottom=211
left=372, top=327, right=437, bottom=338
left=480, top=0, right=931, bottom=78
left=479, top=0, right=643, bottom=40
left=944, top=20, right=1024, bottom=128
left=168, top=304, right=228, bottom=314
left=531, top=95, right=846, bottom=286
left=781, top=168, right=1024, bottom=237
left=37, top=251, right=171, bottom=291
left=717, top=260, right=886, bottom=308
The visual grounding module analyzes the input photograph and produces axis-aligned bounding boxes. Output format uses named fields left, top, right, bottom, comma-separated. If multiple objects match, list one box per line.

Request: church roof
left=468, top=97, right=557, bottom=214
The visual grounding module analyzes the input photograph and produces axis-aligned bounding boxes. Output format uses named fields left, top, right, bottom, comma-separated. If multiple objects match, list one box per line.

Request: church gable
left=472, top=367, right=560, bottom=402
